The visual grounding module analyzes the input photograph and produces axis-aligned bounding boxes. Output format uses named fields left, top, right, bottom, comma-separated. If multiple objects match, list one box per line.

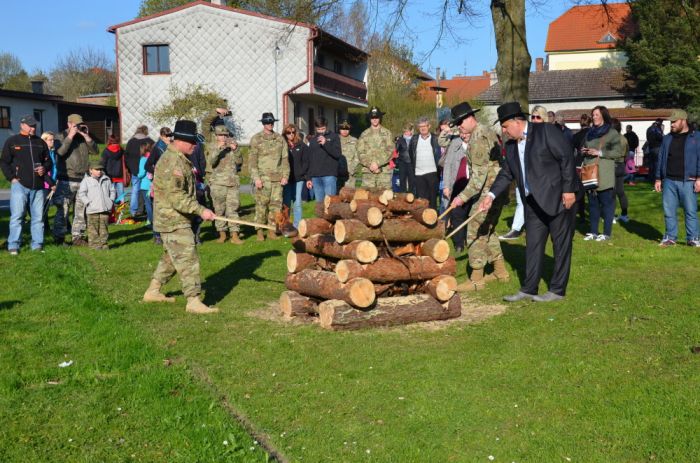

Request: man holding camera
left=206, top=124, right=243, bottom=244
left=54, top=113, right=98, bottom=246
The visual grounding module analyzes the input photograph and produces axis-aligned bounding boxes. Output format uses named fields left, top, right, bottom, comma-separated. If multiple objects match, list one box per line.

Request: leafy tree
left=620, top=0, right=700, bottom=116
left=46, top=47, right=116, bottom=102
left=0, top=52, right=31, bottom=91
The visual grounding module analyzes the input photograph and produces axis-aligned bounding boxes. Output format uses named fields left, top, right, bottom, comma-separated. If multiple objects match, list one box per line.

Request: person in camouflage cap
left=448, top=102, right=509, bottom=291
left=206, top=125, right=243, bottom=244
left=338, top=120, right=358, bottom=189
left=249, top=112, right=289, bottom=241
left=357, top=107, right=394, bottom=189
left=143, top=120, right=219, bottom=315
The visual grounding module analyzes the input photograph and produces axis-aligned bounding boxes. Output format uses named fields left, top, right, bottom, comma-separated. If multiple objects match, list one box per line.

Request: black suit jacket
left=490, top=122, right=580, bottom=217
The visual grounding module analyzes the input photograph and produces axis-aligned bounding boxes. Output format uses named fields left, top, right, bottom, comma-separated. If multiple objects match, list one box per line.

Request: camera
left=77, top=124, right=88, bottom=133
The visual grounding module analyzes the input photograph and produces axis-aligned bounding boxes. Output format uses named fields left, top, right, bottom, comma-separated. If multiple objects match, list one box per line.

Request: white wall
left=0, top=97, right=59, bottom=147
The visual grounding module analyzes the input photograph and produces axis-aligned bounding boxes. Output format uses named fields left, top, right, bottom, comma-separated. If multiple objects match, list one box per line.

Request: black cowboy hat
left=338, top=120, right=352, bottom=130
left=259, top=112, right=278, bottom=124
left=449, top=102, right=480, bottom=127
left=494, top=101, right=530, bottom=125
left=172, top=120, right=198, bottom=143
left=367, top=106, right=384, bottom=118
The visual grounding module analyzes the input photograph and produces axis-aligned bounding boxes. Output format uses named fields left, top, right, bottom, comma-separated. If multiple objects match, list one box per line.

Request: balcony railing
left=313, top=66, right=367, bottom=102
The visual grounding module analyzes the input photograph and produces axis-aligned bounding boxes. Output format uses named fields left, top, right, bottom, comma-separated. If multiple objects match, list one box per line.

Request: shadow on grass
left=203, top=250, right=282, bottom=304
left=0, top=300, right=20, bottom=311
left=619, top=219, right=663, bottom=242
left=109, top=226, right=155, bottom=248
left=501, top=240, right=555, bottom=287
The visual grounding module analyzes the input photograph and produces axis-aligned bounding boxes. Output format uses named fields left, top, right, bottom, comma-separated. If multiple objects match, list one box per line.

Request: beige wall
left=548, top=50, right=627, bottom=70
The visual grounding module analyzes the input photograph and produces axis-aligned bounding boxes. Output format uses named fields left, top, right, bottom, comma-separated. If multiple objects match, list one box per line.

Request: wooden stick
left=445, top=211, right=482, bottom=239
left=437, top=205, right=455, bottom=221
left=213, top=216, right=275, bottom=230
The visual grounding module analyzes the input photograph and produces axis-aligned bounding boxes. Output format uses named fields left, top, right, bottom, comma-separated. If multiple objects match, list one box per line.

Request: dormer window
left=598, top=32, right=617, bottom=44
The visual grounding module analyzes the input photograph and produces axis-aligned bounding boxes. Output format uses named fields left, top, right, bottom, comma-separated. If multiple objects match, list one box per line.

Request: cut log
left=424, top=275, right=458, bottom=302
left=285, top=269, right=375, bottom=308
left=338, top=187, right=357, bottom=202
left=417, top=238, right=450, bottom=263
left=384, top=197, right=429, bottom=213
left=335, top=256, right=456, bottom=283
left=279, top=291, right=319, bottom=318
left=353, top=188, right=370, bottom=200
left=378, top=189, right=394, bottom=205
left=286, top=250, right=318, bottom=273
left=334, top=218, right=445, bottom=244
left=324, top=201, right=355, bottom=221
left=353, top=203, right=384, bottom=227
left=293, top=235, right=378, bottom=263
left=298, top=218, right=333, bottom=238
left=349, top=198, right=383, bottom=213
left=323, top=195, right=343, bottom=210
left=318, top=293, right=462, bottom=330
left=314, top=202, right=332, bottom=221
left=392, top=243, right=416, bottom=256
left=392, top=192, right=415, bottom=203
left=410, top=208, right=438, bottom=226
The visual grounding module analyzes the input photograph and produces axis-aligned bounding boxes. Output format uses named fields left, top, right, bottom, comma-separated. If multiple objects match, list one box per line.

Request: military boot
left=216, top=231, right=227, bottom=243
left=143, top=279, right=176, bottom=303
left=267, top=229, right=279, bottom=240
left=229, top=232, right=243, bottom=245
left=456, top=268, right=487, bottom=292
left=483, top=258, right=510, bottom=283
left=256, top=229, right=265, bottom=241
left=186, top=296, right=219, bottom=314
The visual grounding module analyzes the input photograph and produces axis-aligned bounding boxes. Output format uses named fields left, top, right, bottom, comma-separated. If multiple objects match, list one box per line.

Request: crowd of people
left=2, top=101, right=699, bottom=310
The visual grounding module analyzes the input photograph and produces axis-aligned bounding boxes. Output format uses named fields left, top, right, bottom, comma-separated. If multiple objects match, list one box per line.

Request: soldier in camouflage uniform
left=338, top=120, right=358, bottom=189
left=206, top=125, right=243, bottom=244
left=249, top=112, right=289, bottom=241
left=142, top=120, right=219, bottom=315
left=357, top=107, right=394, bottom=189
left=449, top=102, right=509, bottom=291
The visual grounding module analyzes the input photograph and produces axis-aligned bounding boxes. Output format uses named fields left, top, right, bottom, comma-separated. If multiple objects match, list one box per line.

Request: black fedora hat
left=367, top=106, right=385, bottom=118
left=494, top=101, right=529, bottom=125
left=172, top=120, right=198, bottom=143
left=449, top=102, right=480, bottom=127
left=259, top=112, right=278, bottom=124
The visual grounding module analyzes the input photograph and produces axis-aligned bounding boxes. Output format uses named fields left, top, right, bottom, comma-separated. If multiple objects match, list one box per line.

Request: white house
left=108, top=0, right=369, bottom=143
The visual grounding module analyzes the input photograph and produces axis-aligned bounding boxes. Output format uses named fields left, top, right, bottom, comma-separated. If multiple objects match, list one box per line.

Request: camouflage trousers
left=53, top=180, right=87, bottom=239
left=87, top=212, right=109, bottom=249
left=361, top=172, right=392, bottom=190
left=254, top=179, right=282, bottom=229
left=210, top=184, right=240, bottom=232
left=466, top=199, right=505, bottom=270
left=152, top=227, right=201, bottom=298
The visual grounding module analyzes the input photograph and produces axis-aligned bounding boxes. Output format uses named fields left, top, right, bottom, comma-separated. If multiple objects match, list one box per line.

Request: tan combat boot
left=229, top=232, right=243, bottom=244
left=456, top=268, right=487, bottom=292
left=267, top=229, right=279, bottom=240
left=483, top=258, right=510, bottom=283
left=186, top=296, right=219, bottom=314
left=256, top=229, right=265, bottom=241
left=143, top=279, right=176, bottom=303
left=216, top=231, right=227, bottom=243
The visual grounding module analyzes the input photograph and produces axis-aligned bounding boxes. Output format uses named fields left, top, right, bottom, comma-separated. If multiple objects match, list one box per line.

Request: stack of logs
left=281, top=187, right=461, bottom=330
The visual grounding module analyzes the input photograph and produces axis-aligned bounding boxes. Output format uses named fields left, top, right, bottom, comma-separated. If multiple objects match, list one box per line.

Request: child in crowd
left=137, top=141, right=154, bottom=227
left=624, top=150, right=637, bottom=186
left=78, top=160, right=115, bottom=250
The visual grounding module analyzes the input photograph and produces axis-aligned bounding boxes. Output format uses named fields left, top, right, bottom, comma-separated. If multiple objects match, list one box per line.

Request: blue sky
left=2, top=0, right=572, bottom=79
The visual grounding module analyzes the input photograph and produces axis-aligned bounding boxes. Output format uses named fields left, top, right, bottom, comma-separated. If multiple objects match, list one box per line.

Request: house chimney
left=31, top=80, right=44, bottom=94
left=489, top=69, right=498, bottom=86
left=535, top=58, right=543, bottom=73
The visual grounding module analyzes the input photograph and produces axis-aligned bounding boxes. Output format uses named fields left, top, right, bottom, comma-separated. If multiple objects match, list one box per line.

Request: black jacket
left=1, top=133, right=51, bottom=190
left=101, top=146, right=124, bottom=179
left=145, top=139, right=167, bottom=174
left=490, top=123, right=581, bottom=217
left=396, top=136, right=411, bottom=162
left=408, top=133, right=441, bottom=176
left=287, top=142, right=309, bottom=183
left=307, top=131, right=341, bottom=177
left=125, top=135, right=154, bottom=174
left=624, top=131, right=639, bottom=152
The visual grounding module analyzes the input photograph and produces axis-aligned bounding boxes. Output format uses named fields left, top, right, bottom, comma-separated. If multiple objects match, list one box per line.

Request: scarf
left=586, top=123, right=610, bottom=141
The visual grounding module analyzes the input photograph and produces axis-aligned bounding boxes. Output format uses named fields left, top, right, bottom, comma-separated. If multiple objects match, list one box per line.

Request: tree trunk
left=424, top=274, right=457, bottom=302
left=285, top=269, right=376, bottom=308
left=318, top=293, right=462, bottom=330
left=335, top=256, right=456, bottom=283
left=298, top=218, right=334, bottom=238
left=286, top=250, right=319, bottom=273
left=491, top=0, right=531, bottom=109
left=292, top=235, right=378, bottom=263
left=279, top=290, right=319, bottom=318
left=334, top=218, right=445, bottom=244
left=417, top=238, right=450, bottom=263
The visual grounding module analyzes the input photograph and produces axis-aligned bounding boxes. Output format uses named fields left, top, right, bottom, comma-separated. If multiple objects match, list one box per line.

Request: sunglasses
left=531, top=115, right=542, bottom=120
left=285, top=131, right=296, bottom=135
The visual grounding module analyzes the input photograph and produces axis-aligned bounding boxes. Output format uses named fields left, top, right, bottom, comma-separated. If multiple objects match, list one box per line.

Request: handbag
left=121, top=154, right=131, bottom=187
left=579, top=157, right=599, bottom=190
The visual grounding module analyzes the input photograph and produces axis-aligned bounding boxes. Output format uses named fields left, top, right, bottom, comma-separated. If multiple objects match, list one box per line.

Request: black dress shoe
left=499, top=229, right=522, bottom=240
left=503, top=291, right=535, bottom=302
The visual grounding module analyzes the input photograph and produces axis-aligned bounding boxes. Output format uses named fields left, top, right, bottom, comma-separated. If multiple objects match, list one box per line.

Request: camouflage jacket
left=153, top=145, right=205, bottom=233
left=457, top=124, right=503, bottom=204
left=340, top=135, right=359, bottom=175
left=248, top=130, right=289, bottom=182
left=205, top=141, right=242, bottom=187
left=357, top=126, right=394, bottom=173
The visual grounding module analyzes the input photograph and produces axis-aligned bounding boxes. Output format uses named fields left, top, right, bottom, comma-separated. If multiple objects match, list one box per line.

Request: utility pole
left=435, top=66, right=442, bottom=123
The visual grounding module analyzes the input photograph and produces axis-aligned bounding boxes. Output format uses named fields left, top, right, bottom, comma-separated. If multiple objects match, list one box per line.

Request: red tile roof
left=419, top=73, right=492, bottom=103
left=545, top=3, right=634, bottom=52
left=558, top=108, right=674, bottom=123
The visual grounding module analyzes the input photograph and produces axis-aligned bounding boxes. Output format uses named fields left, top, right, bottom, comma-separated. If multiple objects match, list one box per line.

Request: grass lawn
left=1, top=185, right=699, bottom=462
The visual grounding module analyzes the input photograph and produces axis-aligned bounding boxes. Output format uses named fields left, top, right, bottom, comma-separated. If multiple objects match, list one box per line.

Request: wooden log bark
left=392, top=243, right=416, bottom=256
left=286, top=250, right=318, bottom=273
left=325, top=201, right=355, bottom=221
left=424, top=275, right=458, bottom=302
left=335, top=256, right=456, bottom=283
left=285, top=269, right=376, bottom=308
left=318, top=293, right=462, bottom=330
left=353, top=203, right=384, bottom=227
left=299, top=218, right=334, bottom=238
left=279, top=291, right=318, bottom=318
left=338, top=187, right=356, bottom=202
left=334, top=218, right=445, bottom=244
left=410, top=208, right=438, bottom=226
left=417, top=238, right=450, bottom=263
left=392, top=192, right=415, bottom=203
left=384, top=197, right=428, bottom=213
left=292, top=235, right=378, bottom=263
left=323, top=195, right=343, bottom=210
left=314, top=202, right=332, bottom=221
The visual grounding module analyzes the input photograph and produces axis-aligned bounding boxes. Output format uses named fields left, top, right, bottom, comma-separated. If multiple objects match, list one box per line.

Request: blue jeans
left=662, top=179, right=698, bottom=241
left=311, top=176, right=337, bottom=204
left=588, top=188, right=615, bottom=237
left=129, top=177, right=141, bottom=215
left=141, top=190, right=153, bottom=225
left=9, top=182, right=45, bottom=250
left=283, top=181, right=304, bottom=228
left=114, top=181, right=125, bottom=203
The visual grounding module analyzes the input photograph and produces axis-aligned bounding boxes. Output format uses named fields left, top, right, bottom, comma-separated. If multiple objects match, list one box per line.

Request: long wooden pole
left=445, top=211, right=482, bottom=239
left=213, top=216, right=276, bottom=230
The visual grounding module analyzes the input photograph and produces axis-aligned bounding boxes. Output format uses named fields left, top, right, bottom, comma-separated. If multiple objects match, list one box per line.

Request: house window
left=598, top=33, right=616, bottom=44
left=33, top=110, right=43, bottom=132
left=0, top=106, right=10, bottom=129
left=143, top=44, right=170, bottom=74
left=334, top=110, right=343, bottom=131
left=333, top=60, right=343, bottom=74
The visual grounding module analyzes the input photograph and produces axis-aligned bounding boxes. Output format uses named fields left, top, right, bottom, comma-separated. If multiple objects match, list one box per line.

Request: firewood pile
left=280, top=187, right=462, bottom=330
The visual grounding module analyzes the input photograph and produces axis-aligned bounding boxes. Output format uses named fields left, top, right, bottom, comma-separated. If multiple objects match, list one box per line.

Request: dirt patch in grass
left=247, top=295, right=507, bottom=331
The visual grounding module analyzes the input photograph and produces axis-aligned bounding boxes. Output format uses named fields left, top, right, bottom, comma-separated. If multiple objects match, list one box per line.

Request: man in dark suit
left=478, top=102, right=580, bottom=302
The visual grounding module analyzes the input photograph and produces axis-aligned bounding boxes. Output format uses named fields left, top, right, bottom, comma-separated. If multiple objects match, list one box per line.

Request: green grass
left=2, top=186, right=700, bottom=462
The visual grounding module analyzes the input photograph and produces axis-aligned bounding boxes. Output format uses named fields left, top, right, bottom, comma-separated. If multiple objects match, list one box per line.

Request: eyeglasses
left=531, top=115, right=542, bottom=121
left=285, top=131, right=296, bottom=135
